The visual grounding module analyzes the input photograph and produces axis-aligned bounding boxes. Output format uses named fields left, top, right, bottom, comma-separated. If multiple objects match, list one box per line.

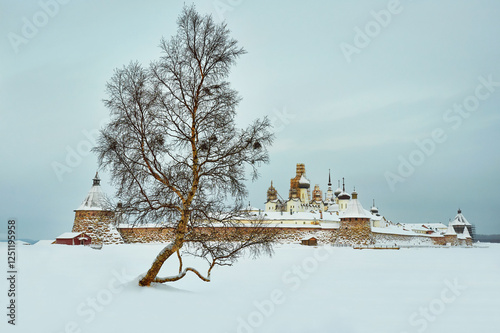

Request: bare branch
left=94, top=5, right=275, bottom=287
left=153, top=266, right=211, bottom=283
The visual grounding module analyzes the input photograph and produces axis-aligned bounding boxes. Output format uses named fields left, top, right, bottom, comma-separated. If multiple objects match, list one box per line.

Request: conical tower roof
left=451, top=209, right=471, bottom=226
left=341, top=192, right=369, bottom=219
left=462, top=225, right=472, bottom=239
left=444, top=222, right=457, bottom=236
left=75, top=172, right=110, bottom=211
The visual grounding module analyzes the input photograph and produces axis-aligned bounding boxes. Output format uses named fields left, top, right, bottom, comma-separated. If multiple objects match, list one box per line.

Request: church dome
left=328, top=202, right=340, bottom=212
left=338, top=191, right=351, bottom=200
left=266, top=181, right=278, bottom=201
left=298, top=174, right=310, bottom=189
left=337, top=178, right=350, bottom=199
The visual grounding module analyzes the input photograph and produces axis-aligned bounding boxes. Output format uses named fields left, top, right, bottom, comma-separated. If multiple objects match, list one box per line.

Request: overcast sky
left=1, top=0, right=500, bottom=240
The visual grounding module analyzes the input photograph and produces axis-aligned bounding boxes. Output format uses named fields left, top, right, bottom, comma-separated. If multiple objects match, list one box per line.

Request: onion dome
left=298, top=174, right=310, bottom=189
left=312, top=184, right=322, bottom=201
left=267, top=181, right=278, bottom=201
left=334, top=180, right=342, bottom=197
left=370, top=199, right=379, bottom=214
left=338, top=192, right=351, bottom=200
left=337, top=178, right=350, bottom=200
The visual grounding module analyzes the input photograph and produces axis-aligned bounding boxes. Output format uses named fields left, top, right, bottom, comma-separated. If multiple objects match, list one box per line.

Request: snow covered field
left=2, top=242, right=500, bottom=333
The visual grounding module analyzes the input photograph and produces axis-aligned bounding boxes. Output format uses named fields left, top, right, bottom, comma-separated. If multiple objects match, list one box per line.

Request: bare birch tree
left=93, top=5, right=276, bottom=286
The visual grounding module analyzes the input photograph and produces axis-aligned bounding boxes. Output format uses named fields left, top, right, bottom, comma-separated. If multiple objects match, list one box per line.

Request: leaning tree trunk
left=138, top=208, right=192, bottom=286
left=138, top=237, right=185, bottom=286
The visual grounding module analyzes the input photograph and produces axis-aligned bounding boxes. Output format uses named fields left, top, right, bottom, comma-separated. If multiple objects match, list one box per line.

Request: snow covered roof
left=403, top=223, right=447, bottom=231
left=427, top=223, right=448, bottom=229
left=451, top=209, right=471, bottom=226
left=56, top=232, right=85, bottom=239
left=371, top=226, right=441, bottom=237
left=338, top=191, right=351, bottom=200
left=341, top=198, right=370, bottom=219
left=327, top=203, right=339, bottom=212
left=243, top=204, right=260, bottom=212
left=462, top=226, right=472, bottom=239
left=411, top=226, right=430, bottom=232
left=444, top=223, right=457, bottom=236
left=75, top=173, right=110, bottom=211
left=298, top=174, right=310, bottom=188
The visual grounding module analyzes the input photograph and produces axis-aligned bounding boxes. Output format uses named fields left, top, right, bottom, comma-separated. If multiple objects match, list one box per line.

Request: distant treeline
left=476, top=234, right=500, bottom=243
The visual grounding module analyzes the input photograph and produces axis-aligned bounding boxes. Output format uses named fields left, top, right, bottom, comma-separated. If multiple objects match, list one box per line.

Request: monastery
left=253, top=163, right=474, bottom=246
left=68, top=165, right=475, bottom=247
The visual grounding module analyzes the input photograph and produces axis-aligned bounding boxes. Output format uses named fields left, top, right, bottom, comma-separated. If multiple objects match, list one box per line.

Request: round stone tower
left=337, top=190, right=373, bottom=246
left=443, top=222, right=458, bottom=246
left=72, top=172, right=123, bottom=245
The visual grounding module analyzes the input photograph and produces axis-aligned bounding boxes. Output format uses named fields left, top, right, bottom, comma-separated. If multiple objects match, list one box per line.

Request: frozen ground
left=2, top=242, right=500, bottom=333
